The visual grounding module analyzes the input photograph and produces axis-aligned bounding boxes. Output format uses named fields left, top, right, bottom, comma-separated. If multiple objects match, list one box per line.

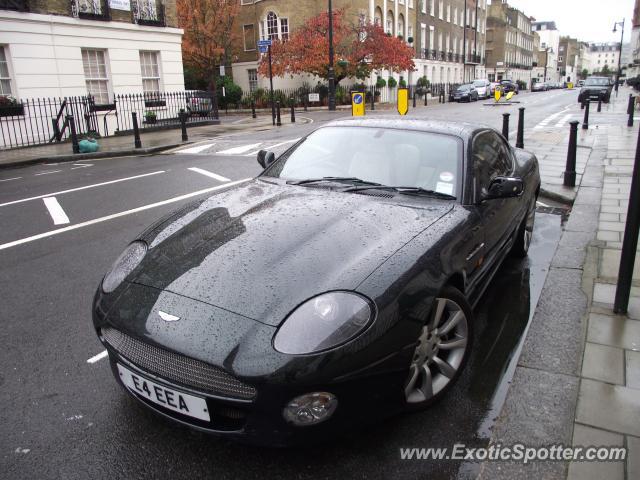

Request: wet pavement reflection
left=101, top=212, right=563, bottom=480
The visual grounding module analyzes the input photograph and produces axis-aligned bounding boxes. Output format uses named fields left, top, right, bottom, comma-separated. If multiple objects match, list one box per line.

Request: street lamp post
left=613, top=19, right=625, bottom=95
left=328, top=0, right=336, bottom=111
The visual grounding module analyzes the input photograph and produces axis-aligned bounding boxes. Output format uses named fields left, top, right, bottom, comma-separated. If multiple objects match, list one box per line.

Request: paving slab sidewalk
left=477, top=88, right=639, bottom=479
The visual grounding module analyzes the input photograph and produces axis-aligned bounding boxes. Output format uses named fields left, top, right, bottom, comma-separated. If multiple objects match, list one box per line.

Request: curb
left=539, top=187, right=575, bottom=205
left=0, top=142, right=188, bottom=170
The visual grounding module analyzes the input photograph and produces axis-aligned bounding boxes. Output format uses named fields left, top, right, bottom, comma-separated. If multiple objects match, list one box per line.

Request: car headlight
left=102, top=241, right=147, bottom=294
left=273, top=292, right=373, bottom=354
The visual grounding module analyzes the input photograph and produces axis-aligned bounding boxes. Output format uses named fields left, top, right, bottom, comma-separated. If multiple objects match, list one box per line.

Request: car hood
left=581, top=85, right=609, bottom=91
left=133, top=180, right=452, bottom=326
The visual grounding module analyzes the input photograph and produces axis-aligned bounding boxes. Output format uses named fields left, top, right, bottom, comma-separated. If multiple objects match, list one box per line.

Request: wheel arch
left=445, top=272, right=466, bottom=295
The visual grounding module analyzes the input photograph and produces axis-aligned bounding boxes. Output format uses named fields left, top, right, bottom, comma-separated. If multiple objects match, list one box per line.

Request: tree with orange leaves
left=258, top=10, right=415, bottom=84
left=177, top=0, right=238, bottom=92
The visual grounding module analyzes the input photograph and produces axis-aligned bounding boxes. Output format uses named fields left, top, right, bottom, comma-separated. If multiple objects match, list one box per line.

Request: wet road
left=0, top=90, right=571, bottom=479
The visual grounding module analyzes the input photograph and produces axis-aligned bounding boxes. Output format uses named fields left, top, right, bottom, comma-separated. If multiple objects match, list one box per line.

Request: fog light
left=283, top=392, right=337, bottom=426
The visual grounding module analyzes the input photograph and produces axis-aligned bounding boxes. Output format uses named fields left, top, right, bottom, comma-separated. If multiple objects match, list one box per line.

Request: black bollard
left=66, top=115, right=80, bottom=154
left=424, top=91, right=428, bottom=106
left=582, top=100, right=590, bottom=130
left=290, top=103, right=296, bottom=123
left=304, top=96, right=308, bottom=112
left=276, top=101, right=282, bottom=127
left=581, top=98, right=585, bottom=110
left=251, top=101, right=257, bottom=119
left=628, top=94, right=634, bottom=115
left=564, top=121, right=579, bottom=187
left=502, top=113, right=510, bottom=139
left=628, top=95, right=635, bottom=127
left=179, top=111, right=188, bottom=141
left=598, top=98, right=602, bottom=113
left=614, top=125, right=640, bottom=314
left=371, top=90, right=375, bottom=111
left=132, top=112, right=142, bottom=148
left=413, top=89, right=417, bottom=108
left=516, top=107, right=525, bottom=148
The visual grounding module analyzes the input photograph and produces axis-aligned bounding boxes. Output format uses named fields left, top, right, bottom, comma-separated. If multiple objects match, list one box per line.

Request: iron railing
left=132, top=0, right=165, bottom=26
left=0, top=0, right=28, bottom=11
left=71, top=0, right=111, bottom=20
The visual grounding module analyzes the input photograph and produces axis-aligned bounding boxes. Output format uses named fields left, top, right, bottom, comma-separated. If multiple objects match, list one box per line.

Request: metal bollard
left=563, top=121, right=579, bottom=187
left=614, top=124, right=640, bottom=314
left=582, top=100, right=590, bottom=130
left=67, top=115, right=80, bottom=154
left=179, top=111, right=188, bottom=141
left=276, top=101, right=282, bottom=127
left=413, top=90, right=417, bottom=108
left=628, top=94, right=634, bottom=115
left=598, top=98, right=602, bottom=113
left=304, top=97, right=308, bottom=112
left=132, top=112, right=142, bottom=148
left=502, top=113, right=510, bottom=139
left=290, top=103, right=296, bottom=123
left=516, top=107, right=525, bottom=149
left=628, top=95, right=635, bottom=127
left=424, top=92, right=428, bottom=106
left=251, top=101, right=257, bottom=119
left=371, top=90, right=375, bottom=111
left=581, top=98, right=585, bottom=110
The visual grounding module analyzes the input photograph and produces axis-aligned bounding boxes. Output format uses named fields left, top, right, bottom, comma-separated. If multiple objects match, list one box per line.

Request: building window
left=0, top=47, right=12, bottom=97
left=439, top=1, right=443, bottom=20
left=82, top=49, right=110, bottom=105
left=280, top=18, right=289, bottom=41
left=421, top=0, right=426, bottom=14
left=243, top=24, right=256, bottom=51
left=140, top=51, right=161, bottom=94
left=430, top=0, right=434, bottom=16
left=266, top=11, right=279, bottom=40
left=248, top=69, right=258, bottom=93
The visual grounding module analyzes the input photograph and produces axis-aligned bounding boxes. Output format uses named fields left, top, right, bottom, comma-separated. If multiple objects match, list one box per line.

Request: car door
left=471, top=130, right=520, bottom=269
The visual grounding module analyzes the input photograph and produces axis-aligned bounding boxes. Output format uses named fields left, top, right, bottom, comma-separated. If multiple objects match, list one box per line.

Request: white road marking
left=176, top=143, right=216, bottom=154
left=188, top=167, right=230, bottom=182
left=0, top=170, right=165, bottom=208
left=554, top=114, right=573, bottom=128
left=536, top=200, right=550, bottom=207
left=245, top=138, right=301, bottom=156
left=35, top=170, right=62, bottom=176
left=218, top=143, right=262, bottom=155
left=0, top=178, right=251, bottom=251
left=534, top=108, right=571, bottom=130
left=0, top=177, right=22, bottom=182
left=87, top=350, right=108, bottom=364
left=71, top=163, right=93, bottom=170
left=42, top=197, right=70, bottom=225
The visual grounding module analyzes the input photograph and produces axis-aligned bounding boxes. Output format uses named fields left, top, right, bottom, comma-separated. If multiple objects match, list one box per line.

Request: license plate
left=117, top=364, right=210, bottom=421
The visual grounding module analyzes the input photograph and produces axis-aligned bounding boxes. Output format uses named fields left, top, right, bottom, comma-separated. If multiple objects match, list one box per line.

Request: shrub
left=388, top=77, right=398, bottom=88
left=376, top=76, right=387, bottom=88
left=399, top=77, right=407, bottom=88
left=216, top=76, right=243, bottom=108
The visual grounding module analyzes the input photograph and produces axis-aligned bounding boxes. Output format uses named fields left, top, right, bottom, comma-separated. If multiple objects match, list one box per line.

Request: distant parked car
left=500, top=80, right=519, bottom=94
left=186, top=91, right=214, bottom=116
left=451, top=84, right=479, bottom=102
left=489, top=82, right=501, bottom=95
left=532, top=82, right=547, bottom=92
left=578, top=76, right=613, bottom=103
left=578, top=80, right=585, bottom=87
left=472, top=79, right=491, bottom=99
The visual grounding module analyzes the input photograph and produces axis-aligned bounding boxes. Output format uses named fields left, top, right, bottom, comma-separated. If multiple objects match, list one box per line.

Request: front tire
left=403, top=286, right=473, bottom=410
left=511, top=195, right=536, bottom=258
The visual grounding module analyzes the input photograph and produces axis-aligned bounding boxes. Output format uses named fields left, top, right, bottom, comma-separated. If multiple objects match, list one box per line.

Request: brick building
left=558, top=36, right=580, bottom=84
left=231, top=0, right=488, bottom=94
left=485, top=0, right=533, bottom=86
left=0, top=0, right=184, bottom=102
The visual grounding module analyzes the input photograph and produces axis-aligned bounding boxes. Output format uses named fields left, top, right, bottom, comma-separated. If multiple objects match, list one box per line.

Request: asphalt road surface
left=0, top=88, right=574, bottom=479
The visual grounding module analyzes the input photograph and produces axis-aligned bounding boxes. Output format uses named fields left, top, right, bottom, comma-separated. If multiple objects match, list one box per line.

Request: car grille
left=101, top=327, right=256, bottom=400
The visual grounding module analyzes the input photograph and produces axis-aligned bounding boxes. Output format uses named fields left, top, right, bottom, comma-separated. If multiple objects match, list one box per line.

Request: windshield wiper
left=344, top=185, right=456, bottom=200
left=287, top=177, right=383, bottom=186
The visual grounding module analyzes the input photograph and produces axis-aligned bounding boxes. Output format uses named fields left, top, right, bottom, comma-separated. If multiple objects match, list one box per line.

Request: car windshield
left=458, top=85, right=472, bottom=91
left=264, top=127, right=462, bottom=198
left=473, top=81, right=485, bottom=87
left=585, top=78, right=609, bottom=86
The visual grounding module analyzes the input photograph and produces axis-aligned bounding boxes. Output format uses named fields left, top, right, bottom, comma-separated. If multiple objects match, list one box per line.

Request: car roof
left=323, top=117, right=489, bottom=138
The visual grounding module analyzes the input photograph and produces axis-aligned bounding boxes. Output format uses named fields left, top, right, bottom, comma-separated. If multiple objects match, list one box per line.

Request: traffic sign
left=351, top=92, right=365, bottom=116
left=308, top=93, right=320, bottom=102
left=259, top=45, right=269, bottom=53
left=397, top=88, right=409, bottom=115
left=257, top=40, right=272, bottom=47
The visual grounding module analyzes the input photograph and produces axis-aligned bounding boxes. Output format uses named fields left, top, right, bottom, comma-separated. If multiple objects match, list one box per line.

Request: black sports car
left=93, top=119, right=540, bottom=445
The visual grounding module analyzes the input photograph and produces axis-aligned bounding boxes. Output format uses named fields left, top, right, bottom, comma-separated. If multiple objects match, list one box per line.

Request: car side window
left=472, top=131, right=513, bottom=198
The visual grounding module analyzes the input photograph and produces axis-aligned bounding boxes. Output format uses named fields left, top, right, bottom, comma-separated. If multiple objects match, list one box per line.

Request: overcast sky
left=495, top=0, right=635, bottom=43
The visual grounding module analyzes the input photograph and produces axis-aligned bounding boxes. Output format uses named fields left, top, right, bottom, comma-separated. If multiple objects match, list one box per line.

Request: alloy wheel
left=404, top=297, right=469, bottom=403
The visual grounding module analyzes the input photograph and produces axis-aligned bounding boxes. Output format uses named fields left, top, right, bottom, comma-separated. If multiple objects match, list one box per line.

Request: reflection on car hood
left=134, top=180, right=452, bottom=326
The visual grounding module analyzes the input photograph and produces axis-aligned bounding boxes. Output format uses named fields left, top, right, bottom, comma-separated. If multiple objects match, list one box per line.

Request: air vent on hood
left=352, top=190, right=395, bottom=198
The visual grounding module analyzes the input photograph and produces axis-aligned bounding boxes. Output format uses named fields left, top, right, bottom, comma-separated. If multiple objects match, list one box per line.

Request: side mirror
left=257, top=150, right=276, bottom=169
left=485, top=176, right=524, bottom=200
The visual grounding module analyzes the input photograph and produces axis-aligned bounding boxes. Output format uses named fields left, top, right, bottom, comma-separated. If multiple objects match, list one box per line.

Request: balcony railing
left=0, top=0, right=28, bottom=11
left=133, top=0, right=165, bottom=27
left=71, top=0, right=110, bottom=21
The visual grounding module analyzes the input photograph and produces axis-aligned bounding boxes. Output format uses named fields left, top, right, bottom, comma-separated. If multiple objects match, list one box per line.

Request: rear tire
left=403, top=286, right=473, bottom=411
